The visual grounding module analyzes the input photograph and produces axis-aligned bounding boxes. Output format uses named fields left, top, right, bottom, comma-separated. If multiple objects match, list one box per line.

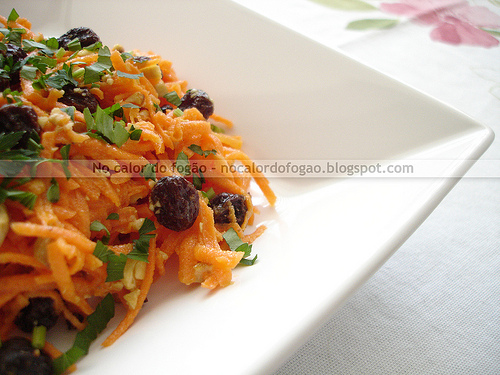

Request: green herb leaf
left=138, top=217, right=156, bottom=235
left=0, top=27, right=25, bottom=46
left=188, top=144, right=216, bottom=157
left=26, top=55, right=58, bottom=74
left=0, top=131, right=24, bottom=151
left=175, top=151, right=190, bottom=176
left=222, top=228, right=256, bottom=265
left=45, top=64, right=78, bottom=90
left=192, top=170, right=205, bottom=190
left=19, top=65, right=38, bottom=81
left=1, top=89, right=23, bottom=105
left=127, top=234, right=153, bottom=262
left=7, top=9, right=19, bottom=23
left=90, top=220, right=110, bottom=244
left=93, top=240, right=127, bottom=280
left=116, top=70, right=144, bottom=79
left=105, top=253, right=128, bottom=281
left=107, top=212, right=119, bottom=220
left=60, top=106, right=75, bottom=121
left=83, top=41, right=102, bottom=53
left=239, top=255, right=258, bottom=266
left=83, top=46, right=112, bottom=84
left=0, top=188, right=37, bottom=210
left=47, top=178, right=60, bottom=203
left=103, top=102, right=123, bottom=118
left=110, top=121, right=130, bottom=148
left=60, top=144, right=71, bottom=160
left=121, top=103, right=140, bottom=109
left=60, top=143, right=75, bottom=180
left=90, top=220, right=110, bottom=236
left=201, top=187, right=216, bottom=200
left=120, top=52, right=134, bottom=61
left=127, top=218, right=156, bottom=262
left=84, top=106, right=133, bottom=147
left=22, top=39, right=50, bottom=52
left=83, top=64, right=102, bottom=85
left=52, top=293, right=115, bottom=375
left=93, top=240, right=114, bottom=262
left=140, top=163, right=157, bottom=181
left=128, top=127, right=142, bottom=140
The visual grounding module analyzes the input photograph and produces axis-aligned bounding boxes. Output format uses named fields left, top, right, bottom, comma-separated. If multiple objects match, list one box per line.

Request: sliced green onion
left=164, top=91, right=182, bottom=106
left=72, top=67, right=85, bottom=79
left=173, top=108, right=183, bottom=117
left=55, top=47, right=66, bottom=59
left=32, top=325, right=47, bottom=349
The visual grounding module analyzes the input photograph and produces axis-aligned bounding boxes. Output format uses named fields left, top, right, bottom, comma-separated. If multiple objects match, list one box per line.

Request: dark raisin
left=209, top=193, right=248, bottom=226
left=58, top=85, right=99, bottom=113
left=0, top=104, right=40, bottom=148
left=57, top=27, right=101, bottom=49
left=14, top=297, right=59, bottom=333
left=0, top=337, right=53, bottom=375
left=0, top=43, right=28, bottom=91
left=178, top=89, right=214, bottom=119
left=150, top=176, right=200, bottom=231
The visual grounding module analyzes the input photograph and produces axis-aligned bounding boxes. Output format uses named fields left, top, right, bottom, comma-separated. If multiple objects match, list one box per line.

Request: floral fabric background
left=231, top=0, right=499, bottom=374
left=311, top=0, right=500, bottom=47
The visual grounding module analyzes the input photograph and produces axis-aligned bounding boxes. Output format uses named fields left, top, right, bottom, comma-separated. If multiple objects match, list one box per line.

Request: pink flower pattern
left=380, top=0, right=500, bottom=47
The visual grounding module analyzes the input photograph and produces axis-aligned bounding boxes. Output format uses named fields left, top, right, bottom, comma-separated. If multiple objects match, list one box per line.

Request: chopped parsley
left=223, top=228, right=257, bottom=266
left=90, top=220, right=111, bottom=244
left=46, top=178, right=60, bottom=203
left=0, top=132, right=72, bottom=208
left=84, top=105, right=141, bottom=147
left=7, top=8, right=19, bottom=23
left=52, top=293, right=115, bottom=375
left=83, top=45, right=112, bottom=84
left=116, top=70, right=144, bottom=80
left=127, top=218, right=156, bottom=262
left=1, top=89, right=23, bottom=105
left=128, top=124, right=142, bottom=141
left=175, top=151, right=190, bottom=176
left=0, top=185, right=37, bottom=210
left=92, top=218, right=156, bottom=281
left=140, top=163, right=157, bottom=181
left=45, top=63, right=78, bottom=89
left=188, top=144, right=216, bottom=157
left=0, top=28, right=26, bottom=46
left=106, top=212, right=119, bottom=220
left=192, top=170, right=205, bottom=190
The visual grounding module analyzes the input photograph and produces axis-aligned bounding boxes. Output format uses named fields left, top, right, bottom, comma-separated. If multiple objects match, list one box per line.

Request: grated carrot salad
left=0, top=11, right=275, bottom=366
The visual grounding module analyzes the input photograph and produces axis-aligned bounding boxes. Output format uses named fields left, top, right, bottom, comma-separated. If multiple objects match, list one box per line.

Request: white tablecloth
left=231, top=1, right=500, bottom=374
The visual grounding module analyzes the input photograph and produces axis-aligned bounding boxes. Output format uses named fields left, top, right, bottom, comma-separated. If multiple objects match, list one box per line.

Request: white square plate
left=2, top=1, right=493, bottom=374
